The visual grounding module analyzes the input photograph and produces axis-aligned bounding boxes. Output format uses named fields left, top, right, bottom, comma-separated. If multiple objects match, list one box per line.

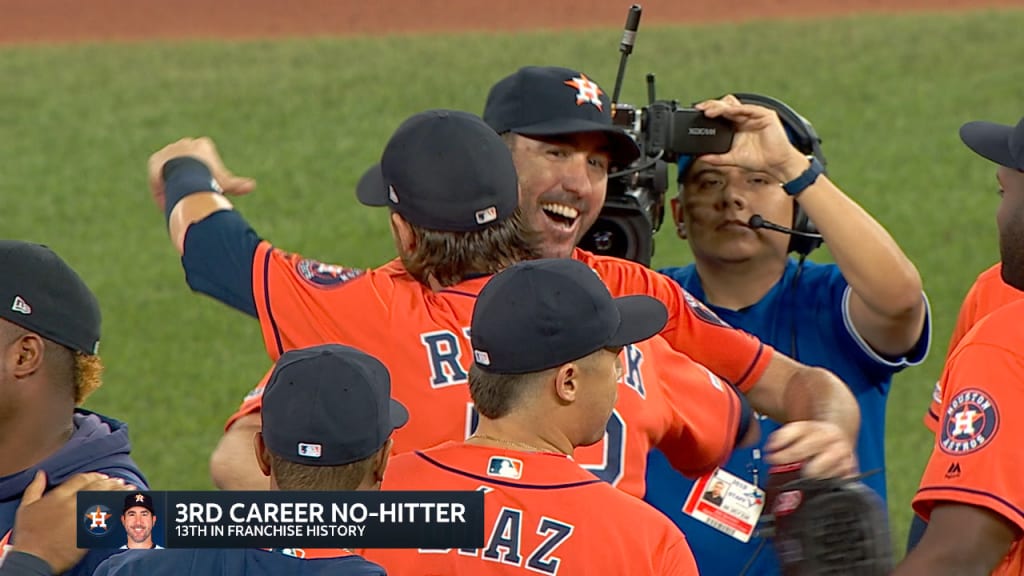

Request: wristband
left=162, top=156, right=222, bottom=224
left=0, top=550, right=54, bottom=576
left=781, top=155, right=824, bottom=197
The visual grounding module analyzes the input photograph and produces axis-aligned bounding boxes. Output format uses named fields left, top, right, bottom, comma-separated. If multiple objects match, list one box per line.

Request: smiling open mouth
left=541, top=203, right=580, bottom=228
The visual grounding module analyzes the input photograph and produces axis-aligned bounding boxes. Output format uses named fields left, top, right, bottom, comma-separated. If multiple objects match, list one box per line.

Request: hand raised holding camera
left=695, top=94, right=811, bottom=183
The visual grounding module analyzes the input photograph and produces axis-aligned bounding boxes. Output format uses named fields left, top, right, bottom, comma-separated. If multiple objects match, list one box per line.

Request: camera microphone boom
left=747, top=215, right=824, bottom=240
left=611, top=5, right=642, bottom=106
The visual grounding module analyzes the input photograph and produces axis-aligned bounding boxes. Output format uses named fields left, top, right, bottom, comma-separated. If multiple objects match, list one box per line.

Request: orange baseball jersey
left=362, top=442, right=699, bottom=575
left=912, top=298, right=1024, bottom=575
left=923, top=263, right=1024, bottom=432
left=231, top=242, right=755, bottom=497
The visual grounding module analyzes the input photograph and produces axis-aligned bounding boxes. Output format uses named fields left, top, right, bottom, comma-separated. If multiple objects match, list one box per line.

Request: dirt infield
left=1, top=0, right=1017, bottom=45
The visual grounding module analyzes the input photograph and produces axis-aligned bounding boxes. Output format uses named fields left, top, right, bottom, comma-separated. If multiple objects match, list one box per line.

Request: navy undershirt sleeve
left=733, top=384, right=754, bottom=445
left=180, top=210, right=262, bottom=318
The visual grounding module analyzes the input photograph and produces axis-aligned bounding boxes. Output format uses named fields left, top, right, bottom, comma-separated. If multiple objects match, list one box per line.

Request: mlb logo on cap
left=473, top=349, right=491, bottom=365
left=487, top=456, right=523, bottom=480
left=297, top=442, right=322, bottom=459
left=475, top=206, right=498, bottom=225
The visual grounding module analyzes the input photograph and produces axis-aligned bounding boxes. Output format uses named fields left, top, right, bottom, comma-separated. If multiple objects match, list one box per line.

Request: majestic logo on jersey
left=487, top=457, right=524, bottom=480
left=295, top=258, right=365, bottom=288
left=940, top=388, right=999, bottom=455
left=945, top=461, right=962, bottom=479
left=564, top=74, right=604, bottom=111
left=83, top=504, right=113, bottom=535
left=681, top=290, right=730, bottom=327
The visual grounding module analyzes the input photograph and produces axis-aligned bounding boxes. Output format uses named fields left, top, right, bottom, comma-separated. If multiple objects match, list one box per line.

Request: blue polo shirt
left=646, top=259, right=930, bottom=576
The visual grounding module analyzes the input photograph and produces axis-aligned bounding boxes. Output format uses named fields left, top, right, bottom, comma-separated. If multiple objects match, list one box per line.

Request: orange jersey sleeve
left=576, top=336, right=741, bottom=499
left=924, top=263, right=1024, bottom=432
left=250, top=241, right=379, bottom=359
left=913, top=300, right=1024, bottom=575
left=365, top=444, right=699, bottom=576
left=644, top=336, right=742, bottom=477
left=574, top=249, right=772, bottom=392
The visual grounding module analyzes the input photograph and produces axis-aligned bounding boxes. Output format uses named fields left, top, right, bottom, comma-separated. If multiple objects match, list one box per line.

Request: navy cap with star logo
left=123, top=492, right=155, bottom=515
left=482, top=66, right=641, bottom=169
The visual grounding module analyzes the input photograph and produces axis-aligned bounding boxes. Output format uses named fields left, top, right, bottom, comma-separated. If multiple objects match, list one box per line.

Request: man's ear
left=552, top=362, right=580, bottom=405
left=253, top=432, right=272, bottom=478
left=8, top=332, right=44, bottom=379
left=390, top=212, right=416, bottom=253
left=670, top=195, right=687, bottom=239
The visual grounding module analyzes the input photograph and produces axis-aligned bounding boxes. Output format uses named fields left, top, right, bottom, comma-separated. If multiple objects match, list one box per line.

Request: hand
left=10, top=470, right=137, bottom=574
left=764, top=420, right=858, bottom=478
left=694, top=95, right=810, bottom=183
left=147, top=137, right=256, bottom=212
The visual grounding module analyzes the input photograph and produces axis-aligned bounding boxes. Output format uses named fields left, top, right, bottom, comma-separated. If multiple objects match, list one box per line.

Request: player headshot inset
left=703, top=480, right=727, bottom=506
left=120, top=492, right=163, bottom=549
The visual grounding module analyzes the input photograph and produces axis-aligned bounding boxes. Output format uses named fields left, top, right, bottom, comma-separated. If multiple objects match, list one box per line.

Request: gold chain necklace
left=467, top=434, right=567, bottom=455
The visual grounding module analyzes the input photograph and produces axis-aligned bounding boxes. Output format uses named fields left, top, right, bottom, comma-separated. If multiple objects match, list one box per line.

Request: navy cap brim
left=606, top=295, right=668, bottom=348
left=511, top=117, right=641, bottom=168
left=390, top=398, right=410, bottom=430
left=960, top=121, right=1019, bottom=169
left=356, top=164, right=389, bottom=207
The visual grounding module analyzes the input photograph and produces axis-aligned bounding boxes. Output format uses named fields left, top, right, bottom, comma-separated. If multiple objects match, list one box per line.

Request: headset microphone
left=748, top=215, right=824, bottom=240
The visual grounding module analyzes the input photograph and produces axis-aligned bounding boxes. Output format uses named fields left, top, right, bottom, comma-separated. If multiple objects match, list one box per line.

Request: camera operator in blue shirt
left=645, top=93, right=931, bottom=575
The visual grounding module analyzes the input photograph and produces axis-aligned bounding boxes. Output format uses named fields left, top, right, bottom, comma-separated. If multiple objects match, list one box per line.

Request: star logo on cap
left=564, top=74, right=604, bottom=111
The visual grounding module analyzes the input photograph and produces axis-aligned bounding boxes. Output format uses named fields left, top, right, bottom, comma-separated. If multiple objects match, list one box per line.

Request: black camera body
left=577, top=99, right=736, bottom=266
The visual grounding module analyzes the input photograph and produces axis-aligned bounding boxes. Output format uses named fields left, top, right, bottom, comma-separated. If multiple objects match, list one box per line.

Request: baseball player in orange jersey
left=150, top=69, right=859, bottom=493
left=907, top=262, right=1024, bottom=552
left=894, top=116, right=1024, bottom=575
left=922, top=262, right=1023, bottom=433
left=151, top=110, right=754, bottom=499
left=363, top=257, right=698, bottom=575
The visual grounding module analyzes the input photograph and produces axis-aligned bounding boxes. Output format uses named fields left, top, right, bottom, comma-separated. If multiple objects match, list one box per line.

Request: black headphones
left=730, top=93, right=827, bottom=256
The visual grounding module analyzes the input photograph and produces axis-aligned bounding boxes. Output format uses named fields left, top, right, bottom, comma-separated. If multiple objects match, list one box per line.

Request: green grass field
left=2, top=8, right=1022, bottom=557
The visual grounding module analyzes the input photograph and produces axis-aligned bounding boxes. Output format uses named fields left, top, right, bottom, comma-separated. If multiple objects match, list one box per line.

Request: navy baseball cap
left=262, top=344, right=409, bottom=466
left=0, top=240, right=101, bottom=355
left=123, top=492, right=155, bottom=515
left=483, top=66, right=641, bottom=169
left=960, top=116, right=1024, bottom=170
left=470, top=258, right=667, bottom=374
left=356, top=109, right=519, bottom=232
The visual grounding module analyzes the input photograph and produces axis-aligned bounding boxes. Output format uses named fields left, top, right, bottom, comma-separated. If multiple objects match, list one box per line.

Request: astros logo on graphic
left=84, top=504, right=113, bottom=536
left=940, top=388, right=999, bottom=455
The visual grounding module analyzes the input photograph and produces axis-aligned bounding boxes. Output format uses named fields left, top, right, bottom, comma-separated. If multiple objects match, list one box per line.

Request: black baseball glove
left=759, top=464, right=892, bottom=576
